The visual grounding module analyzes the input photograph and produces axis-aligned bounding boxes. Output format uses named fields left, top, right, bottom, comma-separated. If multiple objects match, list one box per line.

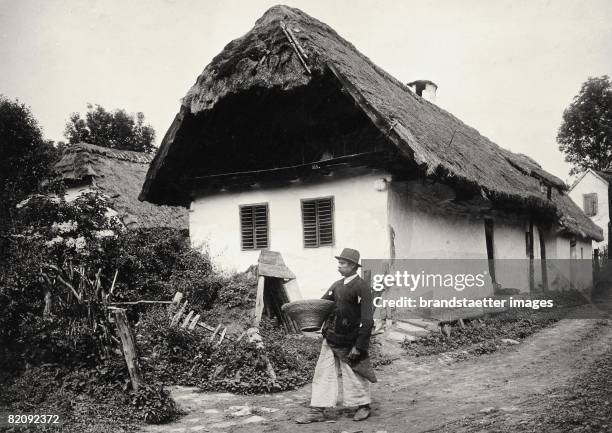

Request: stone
left=480, top=407, right=497, bottom=413
left=501, top=338, right=520, bottom=345
left=241, top=415, right=266, bottom=424
left=209, top=421, right=236, bottom=429
left=203, top=409, right=220, bottom=414
left=229, top=406, right=251, bottom=417
left=499, top=406, right=519, bottom=412
left=256, top=407, right=280, bottom=413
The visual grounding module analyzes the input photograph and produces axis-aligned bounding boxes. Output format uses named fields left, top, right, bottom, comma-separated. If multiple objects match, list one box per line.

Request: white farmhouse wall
left=388, top=181, right=488, bottom=259
left=492, top=221, right=530, bottom=292
left=190, top=173, right=596, bottom=300
left=190, top=171, right=390, bottom=299
left=388, top=180, right=530, bottom=295
left=569, top=170, right=608, bottom=250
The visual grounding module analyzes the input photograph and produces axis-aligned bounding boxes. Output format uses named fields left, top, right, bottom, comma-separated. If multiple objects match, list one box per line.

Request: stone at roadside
left=256, top=407, right=279, bottom=413
left=241, top=415, right=266, bottom=424
left=500, top=406, right=519, bottom=412
left=480, top=406, right=497, bottom=413
left=203, top=409, right=220, bottom=414
left=228, top=405, right=251, bottom=416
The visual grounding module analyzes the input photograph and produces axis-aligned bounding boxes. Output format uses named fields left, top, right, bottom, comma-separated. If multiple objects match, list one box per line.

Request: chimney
left=407, top=80, right=438, bottom=103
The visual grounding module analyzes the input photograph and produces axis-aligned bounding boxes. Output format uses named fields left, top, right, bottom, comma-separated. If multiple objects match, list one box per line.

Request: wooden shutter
left=240, top=204, right=269, bottom=250
left=302, top=197, right=334, bottom=248
left=583, top=194, right=598, bottom=217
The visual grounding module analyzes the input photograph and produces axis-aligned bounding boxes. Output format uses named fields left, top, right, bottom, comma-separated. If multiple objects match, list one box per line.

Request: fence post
left=113, top=308, right=143, bottom=391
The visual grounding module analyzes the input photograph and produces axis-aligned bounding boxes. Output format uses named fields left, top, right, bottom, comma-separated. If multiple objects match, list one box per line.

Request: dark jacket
left=320, top=275, right=374, bottom=352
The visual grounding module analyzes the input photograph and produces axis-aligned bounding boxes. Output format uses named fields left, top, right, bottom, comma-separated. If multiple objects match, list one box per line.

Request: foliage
left=1, top=192, right=215, bottom=373
left=137, top=309, right=320, bottom=395
left=129, top=383, right=181, bottom=424
left=64, top=103, right=156, bottom=153
left=0, top=192, right=120, bottom=369
left=109, top=227, right=216, bottom=304
left=0, top=358, right=181, bottom=431
left=558, top=75, right=612, bottom=175
left=401, top=309, right=561, bottom=357
left=0, top=95, right=61, bottom=238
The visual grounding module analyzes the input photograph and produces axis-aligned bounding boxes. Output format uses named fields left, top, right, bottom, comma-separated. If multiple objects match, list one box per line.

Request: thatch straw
left=139, top=5, right=602, bottom=241
left=54, top=143, right=188, bottom=231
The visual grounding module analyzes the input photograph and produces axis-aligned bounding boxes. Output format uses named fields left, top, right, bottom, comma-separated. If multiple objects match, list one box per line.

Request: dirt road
left=143, top=318, right=612, bottom=433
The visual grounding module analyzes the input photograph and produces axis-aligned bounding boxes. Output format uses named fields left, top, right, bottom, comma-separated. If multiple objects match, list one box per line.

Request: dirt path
left=143, top=318, right=612, bottom=433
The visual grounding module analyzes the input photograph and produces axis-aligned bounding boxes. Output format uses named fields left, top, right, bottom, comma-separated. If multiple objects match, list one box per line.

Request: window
left=239, top=203, right=269, bottom=250
left=583, top=193, right=598, bottom=217
left=301, top=197, right=334, bottom=248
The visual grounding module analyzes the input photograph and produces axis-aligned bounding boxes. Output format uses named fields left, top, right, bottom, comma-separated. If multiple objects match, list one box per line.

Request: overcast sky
left=2, top=0, right=611, bottom=181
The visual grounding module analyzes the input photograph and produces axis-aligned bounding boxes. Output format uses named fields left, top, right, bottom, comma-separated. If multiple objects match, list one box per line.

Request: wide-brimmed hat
left=334, top=248, right=361, bottom=267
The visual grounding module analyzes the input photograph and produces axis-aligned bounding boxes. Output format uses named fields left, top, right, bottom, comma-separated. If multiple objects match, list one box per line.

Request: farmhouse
left=568, top=168, right=611, bottom=252
left=139, top=5, right=602, bottom=299
left=54, top=143, right=188, bottom=232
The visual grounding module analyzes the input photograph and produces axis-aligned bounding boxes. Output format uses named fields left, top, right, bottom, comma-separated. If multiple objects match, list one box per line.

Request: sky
left=1, top=0, right=611, bottom=182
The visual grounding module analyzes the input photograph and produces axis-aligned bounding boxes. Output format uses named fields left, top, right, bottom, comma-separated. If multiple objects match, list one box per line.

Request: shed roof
left=54, top=143, right=188, bottom=230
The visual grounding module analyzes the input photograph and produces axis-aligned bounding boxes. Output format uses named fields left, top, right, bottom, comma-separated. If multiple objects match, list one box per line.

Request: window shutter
left=583, top=194, right=598, bottom=217
left=302, top=197, right=334, bottom=248
left=240, top=204, right=269, bottom=250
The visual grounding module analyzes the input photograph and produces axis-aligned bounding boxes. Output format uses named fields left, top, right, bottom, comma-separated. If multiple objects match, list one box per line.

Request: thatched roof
left=54, top=143, right=188, bottom=231
left=139, top=5, right=601, bottom=241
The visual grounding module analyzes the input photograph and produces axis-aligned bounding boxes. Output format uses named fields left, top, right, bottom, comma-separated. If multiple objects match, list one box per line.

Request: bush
left=0, top=358, right=181, bottom=430
left=1, top=192, right=218, bottom=372
left=136, top=308, right=320, bottom=395
left=401, top=308, right=562, bottom=357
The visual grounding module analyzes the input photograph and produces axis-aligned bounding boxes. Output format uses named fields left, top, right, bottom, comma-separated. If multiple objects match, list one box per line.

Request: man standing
left=295, top=248, right=375, bottom=424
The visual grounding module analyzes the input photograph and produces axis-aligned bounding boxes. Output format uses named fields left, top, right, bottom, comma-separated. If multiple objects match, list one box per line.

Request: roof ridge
left=64, top=143, right=153, bottom=164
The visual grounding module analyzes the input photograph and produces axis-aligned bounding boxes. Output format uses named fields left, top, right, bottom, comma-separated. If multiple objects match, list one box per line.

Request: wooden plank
left=283, top=279, right=302, bottom=301
left=172, top=292, right=183, bottom=305
left=113, top=308, right=142, bottom=391
left=196, top=321, right=217, bottom=333
left=254, top=275, right=265, bottom=325
left=209, top=324, right=222, bottom=342
left=110, top=300, right=173, bottom=306
left=188, top=314, right=200, bottom=330
left=170, top=300, right=188, bottom=327
left=215, top=327, right=227, bottom=346
left=182, top=310, right=194, bottom=329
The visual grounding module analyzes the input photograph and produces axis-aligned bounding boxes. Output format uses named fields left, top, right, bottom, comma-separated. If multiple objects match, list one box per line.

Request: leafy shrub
left=2, top=192, right=218, bottom=372
left=0, top=358, right=181, bottom=429
left=401, top=308, right=562, bottom=357
left=136, top=308, right=320, bottom=394
left=130, top=383, right=181, bottom=424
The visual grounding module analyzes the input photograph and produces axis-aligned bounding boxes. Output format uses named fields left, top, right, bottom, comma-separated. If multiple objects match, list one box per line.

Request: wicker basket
left=281, top=299, right=335, bottom=332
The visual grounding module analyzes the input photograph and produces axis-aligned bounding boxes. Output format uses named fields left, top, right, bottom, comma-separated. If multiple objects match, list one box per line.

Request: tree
left=64, top=104, right=156, bottom=153
left=0, top=96, right=59, bottom=236
left=558, top=75, right=612, bottom=176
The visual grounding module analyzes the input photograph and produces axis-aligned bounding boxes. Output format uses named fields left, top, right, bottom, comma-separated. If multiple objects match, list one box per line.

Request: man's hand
left=348, top=346, right=361, bottom=361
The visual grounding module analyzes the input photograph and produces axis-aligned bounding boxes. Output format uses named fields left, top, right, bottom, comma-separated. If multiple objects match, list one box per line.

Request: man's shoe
left=295, top=408, right=326, bottom=424
left=353, top=405, right=371, bottom=421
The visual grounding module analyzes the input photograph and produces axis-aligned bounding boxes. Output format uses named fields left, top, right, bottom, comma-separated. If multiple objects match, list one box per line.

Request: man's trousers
left=310, top=339, right=371, bottom=407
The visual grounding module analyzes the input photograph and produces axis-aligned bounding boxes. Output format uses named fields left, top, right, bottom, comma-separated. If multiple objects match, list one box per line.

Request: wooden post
left=170, top=300, right=188, bottom=327
left=528, top=220, right=535, bottom=292
left=188, top=314, right=201, bottom=330
left=254, top=275, right=265, bottom=325
left=181, top=310, right=194, bottom=329
left=43, top=291, right=52, bottom=317
left=538, top=226, right=549, bottom=293
left=113, top=308, right=142, bottom=391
